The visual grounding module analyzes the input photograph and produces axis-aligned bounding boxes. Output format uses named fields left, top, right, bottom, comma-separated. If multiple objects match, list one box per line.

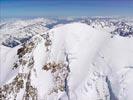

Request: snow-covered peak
left=0, top=18, right=133, bottom=100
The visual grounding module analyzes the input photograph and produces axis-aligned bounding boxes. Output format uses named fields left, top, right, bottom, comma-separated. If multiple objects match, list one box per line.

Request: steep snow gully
left=1, top=22, right=133, bottom=100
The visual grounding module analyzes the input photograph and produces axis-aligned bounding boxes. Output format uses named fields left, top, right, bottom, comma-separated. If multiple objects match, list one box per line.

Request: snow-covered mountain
left=0, top=17, right=133, bottom=100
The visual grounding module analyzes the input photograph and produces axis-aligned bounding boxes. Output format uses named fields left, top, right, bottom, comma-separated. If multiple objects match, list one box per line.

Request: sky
left=0, top=0, right=133, bottom=17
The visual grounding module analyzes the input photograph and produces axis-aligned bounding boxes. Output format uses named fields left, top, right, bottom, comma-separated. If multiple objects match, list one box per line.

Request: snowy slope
left=0, top=45, right=21, bottom=86
left=49, top=23, right=111, bottom=100
left=0, top=18, right=133, bottom=100
left=97, top=36, right=133, bottom=100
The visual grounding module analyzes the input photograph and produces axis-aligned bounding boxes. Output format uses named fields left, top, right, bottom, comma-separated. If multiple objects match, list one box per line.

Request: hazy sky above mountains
left=1, top=0, right=133, bottom=17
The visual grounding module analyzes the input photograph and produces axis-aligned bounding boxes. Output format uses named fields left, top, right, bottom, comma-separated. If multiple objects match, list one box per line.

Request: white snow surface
left=0, top=22, right=133, bottom=100
left=0, top=45, right=20, bottom=86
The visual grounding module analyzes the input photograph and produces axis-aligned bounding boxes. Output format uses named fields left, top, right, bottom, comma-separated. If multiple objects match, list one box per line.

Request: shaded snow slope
left=97, top=36, right=133, bottom=100
left=0, top=45, right=20, bottom=85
